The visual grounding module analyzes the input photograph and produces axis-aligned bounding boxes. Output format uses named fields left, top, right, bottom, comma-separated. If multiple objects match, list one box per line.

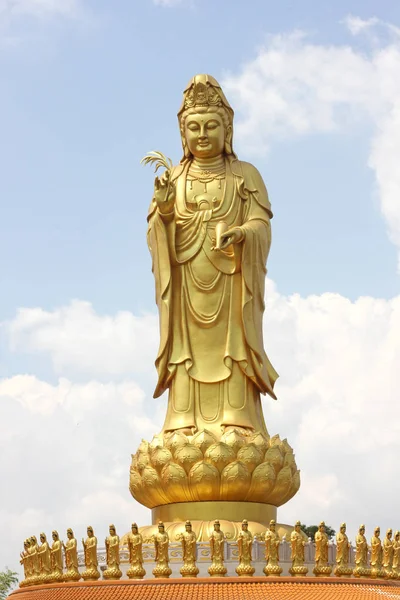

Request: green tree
left=300, top=524, right=336, bottom=541
left=0, top=568, right=18, bottom=600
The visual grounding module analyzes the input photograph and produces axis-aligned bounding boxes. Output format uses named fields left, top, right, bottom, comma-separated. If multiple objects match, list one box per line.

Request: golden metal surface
left=82, top=527, right=100, bottom=581
left=126, top=524, right=146, bottom=580
left=334, top=523, right=352, bottom=577
left=313, top=522, right=332, bottom=577
left=178, top=521, right=199, bottom=578
left=103, top=525, right=122, bottom=581
left=289, top=522, right=308, bottom=577
left=152, top=522, right=172, bottom=579
left=264, top=520, right=282, bottom=576
left=353, top=524, right=370, bottom=578
left=236, top=521, right=255, bottom=577
left=151, top=501, right=277, bottom=526
left=383, top=529, right=394, bottom=579
left=50, top=531, right=63, bottom=583
left=208, top=521, right=227, bottom=577
left=393, top=532, right=400, bottom=579
left=371, top=527, right=385, bottom=579
left=63, top=529, right=81, bottom=582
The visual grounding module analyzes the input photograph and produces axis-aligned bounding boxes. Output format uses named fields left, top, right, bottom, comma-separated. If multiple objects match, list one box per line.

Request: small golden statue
left=38, top=533, right=52, bottom=584
left=20, top=539, right=32, bottom=587
left=28, top=536, right=41, bottom=586
left=81, top=526, right=100, bottom=581
left=152, top=522, right=172, bottom=579
left=208, top=520, right=227, bottom=577
left=103, top=524, right=122, bottom=580
left=178, top=521, right=199, bottom=578
left=263, top=519, right=282, bottom=576
left=63, top=528, right=81, bottom=582
left=50, top=531, right=64, bottom=582
left=313, top=521, right=332, bottom=577
left=334, top=523, right=352, bottom=577
left=383, top=528, right=394, bottom=579
left=353, top=524, right=370, bottom=578
left=289, top=521, right=308, bottom=577
left=236, top=520, right=255, bottom=577
left=370, top=526, right=385, bottom=579
left=392, top=531, right=400, bottom=580
left=127, top=523, right=146, bottom=580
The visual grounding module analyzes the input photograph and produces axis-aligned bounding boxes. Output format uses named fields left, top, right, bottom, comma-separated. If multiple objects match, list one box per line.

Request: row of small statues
left=19, top=520, right=400, bottom=586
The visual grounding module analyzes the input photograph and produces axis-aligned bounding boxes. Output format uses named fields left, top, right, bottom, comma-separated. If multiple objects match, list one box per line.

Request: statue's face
left=341, top=526, right=346, bottom=533
left=185, top=524, right=191, bottom=532
left=270, top=524, right=275, bottom=532
left=67, top=531, right=73, bottom=539
left=132, top=525, right=137, bottom=533
left=185, top=112, right=225, bottom=159
left=87, top=528, right=93, bottom=538
left=388, top=530, right=392, bottom=539
left=109, top=527, right=115, bottom=536
left=215, top=523, right=220, bottom=532
left=360, top=527, right=365, bottom=535
left=40, top=535, right=45, bottom=543
left=242, top=523, right=248, bottom=531
left=295, top=525, right=300, bottom=532
left=52, top=533, right=57, bottom=541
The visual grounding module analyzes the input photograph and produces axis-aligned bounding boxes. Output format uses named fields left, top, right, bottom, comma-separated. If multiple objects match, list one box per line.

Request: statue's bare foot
left=222, top=425, right=254, bottom=437
left=164, top=427, right=196, bottom=437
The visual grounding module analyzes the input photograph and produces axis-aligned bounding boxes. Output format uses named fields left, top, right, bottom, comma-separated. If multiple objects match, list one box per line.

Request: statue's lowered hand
left=219, top=227, right=244, bottom=249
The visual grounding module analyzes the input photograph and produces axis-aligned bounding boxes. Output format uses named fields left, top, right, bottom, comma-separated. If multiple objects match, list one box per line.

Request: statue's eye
left=207, top=121, right=219, bottom=130
left=187, top=122, right=200, bottom=131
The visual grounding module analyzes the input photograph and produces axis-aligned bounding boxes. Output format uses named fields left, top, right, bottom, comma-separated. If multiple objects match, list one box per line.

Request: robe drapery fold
left=147, top=157, right=278, bottom=435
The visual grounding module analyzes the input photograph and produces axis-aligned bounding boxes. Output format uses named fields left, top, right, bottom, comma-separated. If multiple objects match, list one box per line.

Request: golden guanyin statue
left=20, top=539, right=31, bottom=587
left=28, top=536, right=40, bottom=586
left=353, top=524, right=370, bottom=578
left=383, top=529, right=394, bottom=579
left=313, top=521, right=332, bottom=577
left=152, top=522, right=172, bottom=579
left=208, top=520, right=227, bottom=577
left=334, top=523, right=352, bottom=577
left=127, top=523, right=146, bottom=580
left=371, top=526, right=385, bottom=579
left=289, top=521, right=308, bottom=577
left=236, top=520, right=255, bottom=577
left=392, top=531, right=400, bottom=579
left=103, top=525, right=122, bottom=580
left=63, top=529, right=80, bottom=582
left=81, top=526, right=100, bottom=581
left=38, top=533, right=52, bottom=584
left=50, top=531, right=64, bottom=582
left=178, top=521, right=199, bottom=578
left=263, top=519, right=282, bottom=576
left=131, top=74, right=300, bottom=538
left=146, top=73, right=278, bottom=439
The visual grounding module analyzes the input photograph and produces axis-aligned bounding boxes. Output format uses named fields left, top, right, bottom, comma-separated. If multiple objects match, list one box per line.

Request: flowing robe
left=128, top=533, right=144, bottom=566
left=265, top=529, right=280, bottom=564
left=106, top=535, right=120, bottom=568
left=315, top=531, right=329, bottom=566
left=84, top=536, right=98, bottom=569
left=147, top=157, right=278, bottom=435
left=336, top=531, right=350, bottom=566
left=355, top=534, right=368, bottom=568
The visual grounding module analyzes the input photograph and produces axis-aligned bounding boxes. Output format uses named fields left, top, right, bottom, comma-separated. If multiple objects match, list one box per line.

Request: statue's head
left=242, top=519, right=248, bottom=531
left=109, top=524, right=116, bottom=536
left=24, top=539, right=30, bottom=549
left=30, top=536, right=37, bottom=545
left=319, top=521, right=325, bottom=532
left=131, top=523, right=138, bottom=533
left=375, top=526, right=380, bottom=537
left=396, top=531, right=400, bottom=540
left=359, top=524, right=365, bottom=535
left=269, top=519, right=276, bottom=532
left=67, top=528, right=73, bottom=539
left=178, top=74, right=236, bottom=162
left=295, top=520, right=301, bottom=532
left=87, top=526, right=94, bottom=538
left=40, top=533, right=46, bottom=544
left=185, top=520, right=192, bottom=532
left=52, top=531, right=59, bottom=541
left=158, top=521, right=165, bottom=532
left=214, top=520, right=221, bottom=532
left=340, top=523, right=346, bottom=533
left=387, top=528, right=392, bottom=539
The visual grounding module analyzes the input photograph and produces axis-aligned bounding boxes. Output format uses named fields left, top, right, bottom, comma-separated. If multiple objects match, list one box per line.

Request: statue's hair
left=179, top=105, right=236, bottom=161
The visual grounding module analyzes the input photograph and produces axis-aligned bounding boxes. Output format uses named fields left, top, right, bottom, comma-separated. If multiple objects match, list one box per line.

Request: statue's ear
left=225, top=125, right=233, bottom=155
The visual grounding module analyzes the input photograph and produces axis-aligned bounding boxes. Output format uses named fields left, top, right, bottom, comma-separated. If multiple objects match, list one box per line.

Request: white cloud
left=152, top=0, right=186, bottom=6
left=0, top=0, right=81, bottom=19
left=8, top=301, right=158, bottom=379
left=222, top=22, right=400, bottom=267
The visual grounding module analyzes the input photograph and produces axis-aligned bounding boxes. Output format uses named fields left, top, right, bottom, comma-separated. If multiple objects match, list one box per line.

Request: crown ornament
left=178, top=74, right=234, bottom=116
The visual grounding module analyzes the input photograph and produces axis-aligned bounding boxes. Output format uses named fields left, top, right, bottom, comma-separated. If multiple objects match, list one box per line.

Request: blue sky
left=1, top=0, right=400, bottom=575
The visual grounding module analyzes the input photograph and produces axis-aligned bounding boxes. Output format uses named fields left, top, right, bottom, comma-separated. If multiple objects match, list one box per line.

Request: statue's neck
left=191, top=155, right=225, bottom=169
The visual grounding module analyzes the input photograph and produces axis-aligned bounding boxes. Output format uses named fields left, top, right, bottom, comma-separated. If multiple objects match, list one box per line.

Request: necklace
left=188, top=159, right=226, bottom=192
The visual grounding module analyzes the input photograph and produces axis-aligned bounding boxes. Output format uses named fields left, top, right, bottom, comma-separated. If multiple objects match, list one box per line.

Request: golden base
left=152, top=501, right=276, bottom=525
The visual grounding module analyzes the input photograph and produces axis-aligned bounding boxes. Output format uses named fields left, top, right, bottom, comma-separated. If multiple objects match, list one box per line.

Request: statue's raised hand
left=154, top=170, right=175, bottom=214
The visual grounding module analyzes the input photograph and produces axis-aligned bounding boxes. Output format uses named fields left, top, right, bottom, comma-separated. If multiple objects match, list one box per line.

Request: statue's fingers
left=154, top=176, right=160, bottom=190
